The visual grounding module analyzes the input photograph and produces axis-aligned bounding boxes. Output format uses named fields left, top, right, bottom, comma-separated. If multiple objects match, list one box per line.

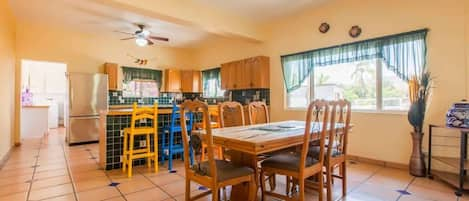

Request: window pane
left=287, top=77, right=310, bottom=108
left=203, top=78, right=225, bottom=97
left=382, top=62, right=410, bottom=111
left=313, top=60, right=377, bottom=110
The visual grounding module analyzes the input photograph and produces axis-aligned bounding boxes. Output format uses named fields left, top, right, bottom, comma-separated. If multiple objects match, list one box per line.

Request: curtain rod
left=280, top=28, right=429, bottom=58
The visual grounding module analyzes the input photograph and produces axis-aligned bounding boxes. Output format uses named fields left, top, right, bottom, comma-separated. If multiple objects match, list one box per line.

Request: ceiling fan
left=115, top=24, right=169, bottom=47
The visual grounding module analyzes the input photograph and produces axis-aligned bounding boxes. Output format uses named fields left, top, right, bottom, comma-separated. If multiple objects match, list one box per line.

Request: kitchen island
left=99, top=105, right=217, bottom=170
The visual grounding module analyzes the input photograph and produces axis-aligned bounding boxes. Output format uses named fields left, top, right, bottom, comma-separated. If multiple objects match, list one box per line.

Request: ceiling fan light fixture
left=135, top=37, right=148, bottom=47
left=141, top=30, right=150, bottom=37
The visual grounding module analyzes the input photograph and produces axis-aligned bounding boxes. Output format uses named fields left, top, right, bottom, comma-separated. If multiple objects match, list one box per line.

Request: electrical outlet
left=120, top=130, right=124, bottom=137
left=119, top=156, right=123, bottom=162
left=139, top=140, right=146, bottom=147
left=139, top=119, right=147, bottom=124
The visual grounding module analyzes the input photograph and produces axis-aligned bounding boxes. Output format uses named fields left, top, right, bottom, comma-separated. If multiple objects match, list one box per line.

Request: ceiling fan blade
left=114, top=30, right=135, bottom=35
left=120, top=37, right=136, bottom=40
left=149, top=36, right=169, bottom=42
left=147, top=39, right=154, bottom=45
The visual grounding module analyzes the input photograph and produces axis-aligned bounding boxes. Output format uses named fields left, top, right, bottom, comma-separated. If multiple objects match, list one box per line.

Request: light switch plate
left=139, top=140, right=146, bottom=147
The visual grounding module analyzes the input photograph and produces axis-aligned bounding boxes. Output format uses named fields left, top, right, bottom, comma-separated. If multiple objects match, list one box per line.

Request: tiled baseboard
left=347, top=155, right=408, bottom=170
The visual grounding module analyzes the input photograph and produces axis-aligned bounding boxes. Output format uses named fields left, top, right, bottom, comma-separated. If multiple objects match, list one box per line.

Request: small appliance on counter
left=446, top=100, right=469, bottom=128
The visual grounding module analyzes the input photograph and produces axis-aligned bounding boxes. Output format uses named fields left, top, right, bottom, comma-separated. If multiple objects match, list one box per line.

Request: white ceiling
left=9, top=0, right=329, bottom=47
left=194, top=0, right=329, bottom=22
left=9, top=0, right=211, bottom=47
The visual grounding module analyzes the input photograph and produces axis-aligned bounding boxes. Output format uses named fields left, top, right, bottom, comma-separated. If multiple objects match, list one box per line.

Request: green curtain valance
left=122, top=67, right=162, bottom=88
left=281, top=29, right=428, bottom=93
left=202, top=67, right=221, bottom=97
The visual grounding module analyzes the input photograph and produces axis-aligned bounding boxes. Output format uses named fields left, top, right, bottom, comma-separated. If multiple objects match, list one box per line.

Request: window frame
left=285, top=58, right=408, bottom=114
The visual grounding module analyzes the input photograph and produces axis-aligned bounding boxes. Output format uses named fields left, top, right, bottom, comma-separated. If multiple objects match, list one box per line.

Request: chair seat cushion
left=308, top=146, right=342, bottom=159
left=193, top=160, right=254, bottom=182
left=261, top=152, right=318, bottom=172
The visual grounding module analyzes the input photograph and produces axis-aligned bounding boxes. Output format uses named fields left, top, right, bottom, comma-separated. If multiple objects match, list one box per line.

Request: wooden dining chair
left=179, top=100, right=256, bottom=201
left=260, top=100, right=329, bottom=201
left=219, top=101, right=245, bottom=128
left=309, top=100, right=351, bottom=201
left=247, top=101, right=269, bottom=125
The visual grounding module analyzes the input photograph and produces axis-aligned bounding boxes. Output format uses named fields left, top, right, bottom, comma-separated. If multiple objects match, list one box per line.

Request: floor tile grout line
left=140, top=169, right=180, bottom=200
left=61, top=140, right=80, bottom=201
left=26, top=138, right=43, bottom=201
left=395, top=176, right=416, bottom=201
left=85, top=145, right=130, bottom=201
left=339, top=162, right=384, bottom=198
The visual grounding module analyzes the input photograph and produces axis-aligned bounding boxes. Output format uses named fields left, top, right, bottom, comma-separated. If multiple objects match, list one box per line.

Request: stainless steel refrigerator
left=65, top=73, right=108, bottom=145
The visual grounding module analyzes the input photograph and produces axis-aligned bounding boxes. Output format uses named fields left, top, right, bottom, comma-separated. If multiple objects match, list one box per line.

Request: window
left=202, top=68, right=225, bottom=97
left=287, top=59, right=409, bottom=111
left=122, top=80, right=159, bottom=97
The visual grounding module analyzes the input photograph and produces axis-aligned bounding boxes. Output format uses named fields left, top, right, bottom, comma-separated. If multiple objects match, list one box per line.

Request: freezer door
left=67, top=116, right=100, bottom=144
left=69, top=73, right=108, bottom=116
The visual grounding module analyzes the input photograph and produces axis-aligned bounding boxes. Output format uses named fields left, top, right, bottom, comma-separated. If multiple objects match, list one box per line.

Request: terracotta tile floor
left=0, top=128, right=464, bottom=201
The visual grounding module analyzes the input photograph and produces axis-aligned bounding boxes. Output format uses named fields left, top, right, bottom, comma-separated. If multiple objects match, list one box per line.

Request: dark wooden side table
left=428, top=124, right=469, bottom=196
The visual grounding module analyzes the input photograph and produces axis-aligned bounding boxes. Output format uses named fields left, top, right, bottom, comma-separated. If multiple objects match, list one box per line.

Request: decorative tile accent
left=396, top=190, right=411, bottom=195
left=231, top=89, right=270, bottom=105
left=109, top=182, right=120, bottom=187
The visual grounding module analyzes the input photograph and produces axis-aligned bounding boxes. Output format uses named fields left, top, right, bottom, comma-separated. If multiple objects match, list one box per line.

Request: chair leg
left=326, top=167, right=333, bottom=201
left=128, top=135, right=134, bottom=178
left=260, top=169, right=266, bottom=201
left=318, top=170, right=324, bottom=201
left=185, top=179, right=191, bottom=201
left=286, top=176, right=291, bottom=195
left=146, top=133, right=151, bottom=168
left=168, top=131, right=174, bottom=170
left=122, top=133, right=128, bottom=172
left=268, top=173, right=276, bottom=191
left=342, top=162, right=347, bottom=197
left=212, top=187, right=219, bottom=201
left=298, top=178, right=305, bottom=201
left=201, top=144, right=206, bottom=161
left=154, top=133, right=159, bottom=173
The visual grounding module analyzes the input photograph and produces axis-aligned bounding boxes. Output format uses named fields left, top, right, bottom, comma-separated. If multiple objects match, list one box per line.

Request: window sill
left=284, top=107, right=407, bottom=115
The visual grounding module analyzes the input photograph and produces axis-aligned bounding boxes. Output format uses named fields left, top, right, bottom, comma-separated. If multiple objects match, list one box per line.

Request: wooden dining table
left=195, top=120, right=348, bottom=201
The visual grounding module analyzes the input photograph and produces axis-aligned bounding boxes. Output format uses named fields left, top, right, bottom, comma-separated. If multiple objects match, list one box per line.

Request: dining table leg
left=229, top=150, right=259, bottom=201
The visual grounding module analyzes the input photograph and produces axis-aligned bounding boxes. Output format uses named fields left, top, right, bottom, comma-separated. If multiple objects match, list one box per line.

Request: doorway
left=20, top=59, right=67, bottom=139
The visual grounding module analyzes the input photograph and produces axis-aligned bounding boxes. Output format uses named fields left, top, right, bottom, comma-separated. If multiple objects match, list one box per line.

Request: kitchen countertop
left=105, top=105, right=219, bottom=116
left=22, top=105, right=50, bottom=109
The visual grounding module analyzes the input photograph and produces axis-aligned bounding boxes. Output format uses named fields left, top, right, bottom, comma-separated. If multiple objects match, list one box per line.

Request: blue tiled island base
left=104, top=113, right=201, bottom=170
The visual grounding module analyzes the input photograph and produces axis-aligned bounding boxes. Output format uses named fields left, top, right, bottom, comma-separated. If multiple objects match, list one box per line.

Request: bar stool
left=161, top=103, right=194, bottom=170
left=122, top=102, right=159, bottom=178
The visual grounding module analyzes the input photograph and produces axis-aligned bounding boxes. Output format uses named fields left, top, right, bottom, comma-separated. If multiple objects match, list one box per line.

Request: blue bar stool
left=161, top=103, right=194, bottom=170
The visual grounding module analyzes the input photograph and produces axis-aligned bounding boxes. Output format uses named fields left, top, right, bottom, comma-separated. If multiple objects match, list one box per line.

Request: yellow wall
left=194, top=0, right=468, bottom=164
left=0, top=0, right=16, bottom=159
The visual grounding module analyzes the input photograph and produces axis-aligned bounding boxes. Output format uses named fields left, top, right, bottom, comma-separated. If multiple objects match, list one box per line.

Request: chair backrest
left=170, top=102, right=194, bottom=130
left=326, top=100, right=351, bottom=158
left=300, top=100, right=329, bottom=171
left=130, top=102, right=158, bottom=133
left=218, top=101, right=245, bottom=128
left=180, top=100, right=217, bottom=182
left=247, top=101, right=269, bottom=125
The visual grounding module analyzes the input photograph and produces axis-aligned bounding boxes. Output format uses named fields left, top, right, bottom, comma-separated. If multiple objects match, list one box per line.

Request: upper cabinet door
left=164, top=69, right=181, bottom=92
left=104, top=63, right=119, bottom=90
left=180, top=70, right=193, bottom=93
left=220, top=56, right=270, bottom=90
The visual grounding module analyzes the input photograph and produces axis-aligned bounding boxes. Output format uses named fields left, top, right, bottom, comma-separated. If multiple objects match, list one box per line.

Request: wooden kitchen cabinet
left=181, top=70, right=201, bottom=93
left=164, top=69, right=181, bottom=92
left=220, top=56, right=270, bottom=90
left=104, top=63, right=119, bottom=90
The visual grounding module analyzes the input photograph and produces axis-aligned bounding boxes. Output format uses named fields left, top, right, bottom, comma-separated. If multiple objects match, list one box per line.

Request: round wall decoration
left=319, top=23, right=330, bottom=33
left=349, top=25, right=362, bottom=38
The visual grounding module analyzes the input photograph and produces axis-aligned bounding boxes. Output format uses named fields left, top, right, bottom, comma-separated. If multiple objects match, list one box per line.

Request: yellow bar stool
left=122, top=102, right=159, bottom=177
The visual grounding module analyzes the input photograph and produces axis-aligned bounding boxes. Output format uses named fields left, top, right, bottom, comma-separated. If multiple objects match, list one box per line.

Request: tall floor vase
left=409, top=132, right=426, bottom=177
